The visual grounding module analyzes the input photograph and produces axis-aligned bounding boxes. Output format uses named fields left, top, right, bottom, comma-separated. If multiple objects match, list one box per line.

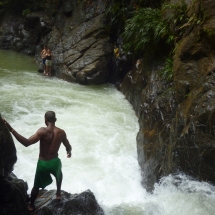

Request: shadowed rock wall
left=0, top=114, right=17, bottom=176
left=120, top=0, right=215, bottom=190
left=1, top=0, right=215, bottom=192
left=0, top=115, right=29, bottom=215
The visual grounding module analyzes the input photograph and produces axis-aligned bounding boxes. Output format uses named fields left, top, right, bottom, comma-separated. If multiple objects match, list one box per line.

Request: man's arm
left=62, top=130, right=72, bottom=158
left=2, top=118, right=43, bottom=147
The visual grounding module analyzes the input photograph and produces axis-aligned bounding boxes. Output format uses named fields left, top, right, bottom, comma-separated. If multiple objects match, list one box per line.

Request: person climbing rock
left=2, top=111, right=72, bottom=212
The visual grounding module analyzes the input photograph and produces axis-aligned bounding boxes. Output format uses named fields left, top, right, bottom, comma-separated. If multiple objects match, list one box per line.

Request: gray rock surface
left=0, top=0, right=112, bottom=85
left=119, top=0, right=215, bottom=190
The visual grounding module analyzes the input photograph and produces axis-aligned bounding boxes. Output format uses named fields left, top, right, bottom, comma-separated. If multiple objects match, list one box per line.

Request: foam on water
left=1, top=50, right=215, bottom=215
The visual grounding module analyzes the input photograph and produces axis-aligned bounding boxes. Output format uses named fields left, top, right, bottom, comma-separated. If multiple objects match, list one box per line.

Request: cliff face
left=1, top=0, right=215, bottom=191
left=0, top=115, right=29, bottom=215
left=0, top=0, right=112, bottom=85
left=120, top=0, right=215, bottom=190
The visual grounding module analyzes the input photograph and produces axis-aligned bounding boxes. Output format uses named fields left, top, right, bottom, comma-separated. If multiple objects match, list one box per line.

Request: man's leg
left=56, top=171, right=63, bottom=199
left=28, top=187, right=39, bottom=211
left=45, top=65, right=49, bottom=75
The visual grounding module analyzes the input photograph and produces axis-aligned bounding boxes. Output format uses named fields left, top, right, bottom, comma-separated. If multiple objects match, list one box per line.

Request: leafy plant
left=161, top=56, right=173, bottom=81
left=105, top=0, right=134, bottom=39
left=122, top=7, right=169, bottom=54
left=162, top=1, right=188, bottom=26
left=162, top=1, right=189, bottom=41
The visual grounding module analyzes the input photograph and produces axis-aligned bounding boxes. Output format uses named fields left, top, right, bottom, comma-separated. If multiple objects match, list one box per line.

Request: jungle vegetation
left=0, top=0, right=205, bottom=81
left=105, top=0, right=204, bottom=81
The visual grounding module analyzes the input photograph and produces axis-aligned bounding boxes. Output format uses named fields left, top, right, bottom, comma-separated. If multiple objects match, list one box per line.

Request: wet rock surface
left=35, top=190, right=104, bottom=215
left=0, top=0, right=112, bottom=85
left=119, top=0, right=215, bottom=190
left=0, top=115, right=28, bottom=215
left=1, top=0, right=215, bottom=193
left=0, top=173, right=29, bottom=215
left=0, top=114, right=17, bottom=176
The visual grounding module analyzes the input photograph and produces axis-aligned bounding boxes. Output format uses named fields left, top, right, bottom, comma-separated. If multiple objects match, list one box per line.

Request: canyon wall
left=0, top=0, right=112, bottom=85
left=1, top=0, right=215, bottom=191
left=120, top=0, right=215, bottom=190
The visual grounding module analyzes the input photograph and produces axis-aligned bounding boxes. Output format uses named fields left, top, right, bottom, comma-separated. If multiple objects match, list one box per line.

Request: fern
left=161, top=56, right=173, bottom=81
left=122, top=7, right=168, bottom=54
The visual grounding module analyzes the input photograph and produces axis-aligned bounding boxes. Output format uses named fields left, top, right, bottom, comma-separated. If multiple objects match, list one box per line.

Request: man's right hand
left=67, top=151, right=71, bottom=158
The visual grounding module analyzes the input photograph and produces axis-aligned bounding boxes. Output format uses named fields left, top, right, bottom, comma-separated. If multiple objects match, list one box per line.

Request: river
left=1, top=50, right=215, bottom=215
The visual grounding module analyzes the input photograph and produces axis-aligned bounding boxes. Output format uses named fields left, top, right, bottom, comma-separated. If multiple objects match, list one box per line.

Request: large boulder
left=43, top=0, right=113, bottom=85
left=35, top=190, right=104, bottom=215
left=0, top=173, right=29, bottom=215
left=0, top=15, right=39, bottom=55
left=0, top=114, right=17, bottom=176
left=0, top=115, right=28, bottom=215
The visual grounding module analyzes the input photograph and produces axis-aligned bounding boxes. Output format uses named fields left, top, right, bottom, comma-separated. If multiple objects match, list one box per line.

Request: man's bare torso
left=39, top=126, right=65, bottom=160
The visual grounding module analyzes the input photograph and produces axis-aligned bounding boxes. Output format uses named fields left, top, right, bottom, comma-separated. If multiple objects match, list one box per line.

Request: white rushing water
left=1, top=50, right=215, bottom=215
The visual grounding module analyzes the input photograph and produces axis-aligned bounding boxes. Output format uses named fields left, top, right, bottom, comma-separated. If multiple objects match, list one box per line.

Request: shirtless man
left=40, top=45, right=48, bottom=73
left=2, top=111, right=72, bottom=212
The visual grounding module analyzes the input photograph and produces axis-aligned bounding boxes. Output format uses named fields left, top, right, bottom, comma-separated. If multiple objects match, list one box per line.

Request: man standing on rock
left=40, top=45, right=48, bottom=73
left=2, top=111, right=72, bottom=212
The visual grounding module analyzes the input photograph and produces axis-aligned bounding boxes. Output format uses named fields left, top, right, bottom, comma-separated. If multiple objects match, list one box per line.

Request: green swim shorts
left=33, top=157, right=62, bottom=189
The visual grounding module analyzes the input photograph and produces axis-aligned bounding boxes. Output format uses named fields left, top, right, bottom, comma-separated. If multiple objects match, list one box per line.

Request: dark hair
left=45, top=111, right=56, bottom=122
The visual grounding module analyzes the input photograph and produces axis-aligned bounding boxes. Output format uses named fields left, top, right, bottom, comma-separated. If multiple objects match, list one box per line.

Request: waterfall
left=1, top=50, right=215, bottom=215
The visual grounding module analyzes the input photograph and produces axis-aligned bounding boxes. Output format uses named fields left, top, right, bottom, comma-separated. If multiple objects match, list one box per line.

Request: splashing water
left=1, top=50, right=215, bottom=215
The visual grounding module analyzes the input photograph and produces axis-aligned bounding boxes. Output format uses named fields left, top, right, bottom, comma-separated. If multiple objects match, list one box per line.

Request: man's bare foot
left=56, top=195, right=61, bottom=200
left=28, top=203, right=35, bottom=212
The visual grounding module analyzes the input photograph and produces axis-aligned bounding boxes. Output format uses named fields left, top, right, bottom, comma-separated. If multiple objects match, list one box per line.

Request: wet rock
left=0, top=0, right=112, bottom=85
left=0, top=114, right=17, bottom=176
left=0, top=15, right=39, bottom=55
left=119, top=0, right=215, bottom=190
left=0, top=115, right=28, bottom=215
left=26, top=12, right=52, bottom=35
left=36, top=190, right=104, bottom=215
left=35, top=0, right=112, bottom=85
left=0, top=173, right=28, bottom=215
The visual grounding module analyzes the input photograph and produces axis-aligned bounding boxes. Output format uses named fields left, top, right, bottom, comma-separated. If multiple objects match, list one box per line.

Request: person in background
left=136, top=59, right=141, bottom=69
left=2, top=111, right=72, bottom=212
left=45, top=49, right=53, bottom=76
left=40, top=45, right=48, bottom=73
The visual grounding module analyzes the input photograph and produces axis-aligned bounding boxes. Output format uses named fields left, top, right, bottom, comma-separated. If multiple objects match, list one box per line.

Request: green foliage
left=161, top=56, right=173, bottom=81
left=162, top=1, right=189, bottom=40
left=120, top=1, right=193, bottom=81
left=162, top=1, right=188, bottom=26
left=105, top=0, right=134, bottom=38
left=22, top=8, right=31, bottom=16
left=204, top=28, right=215, bottom=38
left=122, top=7, right=168, bottom=54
